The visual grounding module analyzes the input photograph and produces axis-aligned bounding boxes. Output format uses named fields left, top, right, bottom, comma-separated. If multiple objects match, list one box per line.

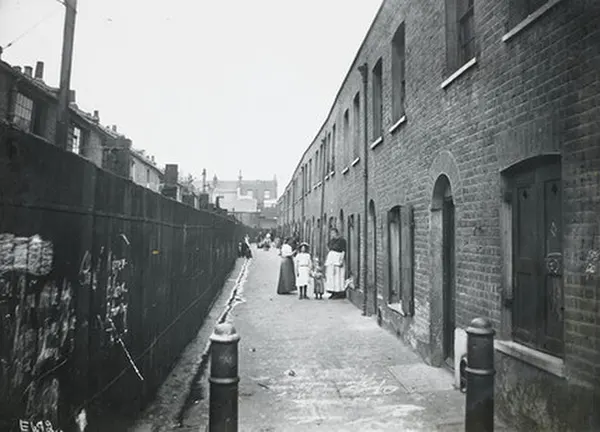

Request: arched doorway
left=368, top=200, right=377, bottom=314
left=431, top=174, right=456, bottom=369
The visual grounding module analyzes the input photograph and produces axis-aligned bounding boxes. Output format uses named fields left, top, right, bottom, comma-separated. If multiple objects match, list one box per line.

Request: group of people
left=276, top=228, right=348, bottom=300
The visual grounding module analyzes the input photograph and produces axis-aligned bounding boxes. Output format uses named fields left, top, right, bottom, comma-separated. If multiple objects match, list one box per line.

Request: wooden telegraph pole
left=56, top=0, right=78, bottom=150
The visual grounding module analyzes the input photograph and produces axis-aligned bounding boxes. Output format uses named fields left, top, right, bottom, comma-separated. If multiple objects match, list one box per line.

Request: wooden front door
left=512, top=160, right=563, bottom=356
left=443, top=196, right=456, bottom=367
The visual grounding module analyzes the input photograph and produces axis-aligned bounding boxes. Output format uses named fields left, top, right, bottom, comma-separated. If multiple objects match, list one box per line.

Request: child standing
left=311, top=257, right=325, bottom=300
left=295, top=242, right=312, bottom=299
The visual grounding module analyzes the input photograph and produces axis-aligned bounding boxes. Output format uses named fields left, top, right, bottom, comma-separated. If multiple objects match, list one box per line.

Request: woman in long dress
left=325, top=228, right=347, bottom=299
left=277, top=238, right=296, bottom=294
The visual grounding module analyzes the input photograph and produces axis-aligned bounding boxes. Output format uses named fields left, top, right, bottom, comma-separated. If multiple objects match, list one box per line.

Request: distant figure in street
left=295, top=242, right=312, bottom=299
left=311, top=257, right=325, bottom=300
left=241, top=235, right=252, bottom=259
left=277, top=238, right=296, bottom=294
left=325, top=228, right=347, bottom=299
left=262, top=232, right=271, bottom=251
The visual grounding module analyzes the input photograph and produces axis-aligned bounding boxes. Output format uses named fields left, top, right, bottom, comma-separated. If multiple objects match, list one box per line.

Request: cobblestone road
left=180, top=245, right=503, bottom=432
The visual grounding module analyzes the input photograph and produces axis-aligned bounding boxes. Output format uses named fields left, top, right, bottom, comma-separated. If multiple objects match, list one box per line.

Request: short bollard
left=209, top=323, right=240, bottom=432
left=465, top=317, right=495, bottom=432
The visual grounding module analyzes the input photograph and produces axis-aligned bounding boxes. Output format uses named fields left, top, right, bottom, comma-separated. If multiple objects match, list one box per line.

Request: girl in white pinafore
left=295, top=242, right=312, bottom=299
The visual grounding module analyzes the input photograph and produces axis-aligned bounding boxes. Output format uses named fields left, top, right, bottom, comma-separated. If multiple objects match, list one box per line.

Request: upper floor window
left=331, top=124, right=336, bottom=171
left=309, top=158, right=312, bottom=188
left=264, top=190, right=271, bottom=200
left=445, top=0, right=475, bottom=74
left=372, top=59, right=383, bottom=141
left=391, top=23, right=406, bottom=122
left=343, top=109, right=350, bottom=164
left=13, top=93, right=34, bottom=131
left=146, top=168, right=150, bottom=184
left=248, top=189, right=254, bottom=198
left=70, top=126, right=82, bottom=154
left=352, top=93, right=360, bottom=159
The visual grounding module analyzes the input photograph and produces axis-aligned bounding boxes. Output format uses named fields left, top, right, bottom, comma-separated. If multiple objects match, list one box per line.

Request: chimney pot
left=112, top=125, right=117, bottom=132
left=34, top=61, right=44, bottom=79
left=68, top=90, right=76, bottom=103
left=24, top=66, right=33, bottom=76
left=93, top=110, right=99, bottom=122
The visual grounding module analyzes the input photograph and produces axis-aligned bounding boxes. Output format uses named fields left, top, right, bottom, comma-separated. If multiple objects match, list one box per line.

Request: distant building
left=130, top=149, right=162, bottom=193
left=194, top=171, right=278, bottom=228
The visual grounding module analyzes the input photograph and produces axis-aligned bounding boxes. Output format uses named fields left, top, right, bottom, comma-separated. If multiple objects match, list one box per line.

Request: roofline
left=281, top=0, right=386, bottom=197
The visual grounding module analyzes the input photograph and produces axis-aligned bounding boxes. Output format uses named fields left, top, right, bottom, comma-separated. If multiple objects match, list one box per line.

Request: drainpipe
left=358, top=63, right=369, bottom=317
left=319, top=137, right=327, bottom=260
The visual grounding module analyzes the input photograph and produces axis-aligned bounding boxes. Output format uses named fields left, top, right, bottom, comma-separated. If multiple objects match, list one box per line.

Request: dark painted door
left=443, top=197, right=456, bottom=367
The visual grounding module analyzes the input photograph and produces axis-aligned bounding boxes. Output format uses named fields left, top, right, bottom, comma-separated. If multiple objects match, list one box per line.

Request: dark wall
left=0, top=124, right=245, bottom=431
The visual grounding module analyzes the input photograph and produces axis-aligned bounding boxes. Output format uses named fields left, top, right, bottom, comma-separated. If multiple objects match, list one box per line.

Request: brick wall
left=278, top=0, right=600, bottom=429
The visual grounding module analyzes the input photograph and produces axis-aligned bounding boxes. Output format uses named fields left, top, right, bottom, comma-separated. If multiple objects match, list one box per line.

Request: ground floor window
left=508, top=156, right=563, bottom=357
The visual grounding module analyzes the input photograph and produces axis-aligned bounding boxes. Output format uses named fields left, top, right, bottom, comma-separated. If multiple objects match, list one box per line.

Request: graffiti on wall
left=0, top=234, right=76, bottom=428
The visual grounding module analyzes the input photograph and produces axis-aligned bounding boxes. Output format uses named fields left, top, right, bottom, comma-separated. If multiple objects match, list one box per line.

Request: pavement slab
left=169, top=245, right=508, bottom=431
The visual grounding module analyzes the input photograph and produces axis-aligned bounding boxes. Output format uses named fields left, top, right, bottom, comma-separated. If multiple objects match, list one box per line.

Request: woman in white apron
left=324, top=228, right=347, bottom=299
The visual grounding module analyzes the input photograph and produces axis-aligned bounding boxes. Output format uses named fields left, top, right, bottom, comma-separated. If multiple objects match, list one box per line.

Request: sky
left=0, top=0, right=382, bottom=197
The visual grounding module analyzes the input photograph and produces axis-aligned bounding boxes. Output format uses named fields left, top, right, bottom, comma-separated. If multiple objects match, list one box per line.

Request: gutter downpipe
left=358, top=63, right=369, bottom=317
left=319, top=137, right=327, bottom=261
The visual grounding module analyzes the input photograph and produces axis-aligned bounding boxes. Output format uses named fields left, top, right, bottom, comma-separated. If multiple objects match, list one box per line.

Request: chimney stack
left=93, top=110, right=99, bottom=121
left=13, top=66, right=22, bottom=73
left=24, top=66, right=33, bottom=77
left=34, top=61, right=44, bottom=79
left=112, top=125, right=117, bottom=132
left=68, top=90, right=76, bottom=103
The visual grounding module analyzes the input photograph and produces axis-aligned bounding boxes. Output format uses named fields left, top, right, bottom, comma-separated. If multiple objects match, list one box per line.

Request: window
left=508, top=0, right=549, bottom=29
left=352, top=93, right=360, bottom=159
left=264, top=190, right=271, bottom=200
left=316, top=150, right=319, bottom=181
left=146, top=168, right=150, bottom=184
left=130, top=161, right=135, bottom=180
left=391, top=23, right=406, bottom=122
left=326, top=132, right=332, bottom=173
left=343, top=109, right=350, bottom=165
left=13, top=93, right=34, bottom=131
left=248, top=189, right=254, bottom=198
left=387, top=205, right=414, bottom=315
left=70, top=126, right=82, bottom=154
left=508, top=157, right=563, bottom=357
left=309, top=159, right=312, bottom=188
left=445, top=0, right=475, bottom=74
left=372, top=59, right=383, bottom=140
left=331, top=124, right=336, bottom=171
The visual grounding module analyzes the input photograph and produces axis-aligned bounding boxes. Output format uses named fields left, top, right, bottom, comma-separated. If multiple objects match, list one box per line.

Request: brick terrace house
left=277, top=0, right=600, bottom=430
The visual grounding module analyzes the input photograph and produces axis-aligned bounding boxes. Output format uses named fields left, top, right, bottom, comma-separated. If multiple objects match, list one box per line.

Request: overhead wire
left=2, top=7, right=63, bottom=51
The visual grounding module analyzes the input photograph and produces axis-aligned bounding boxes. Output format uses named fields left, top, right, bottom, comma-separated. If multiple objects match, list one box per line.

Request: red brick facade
left=277, top=0, right=600, bottom=429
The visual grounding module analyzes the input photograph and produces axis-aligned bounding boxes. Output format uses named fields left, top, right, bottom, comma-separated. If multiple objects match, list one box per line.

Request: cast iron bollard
left=209, top=322, right=240, bottom=432
left=465, top=317, right=495, bottom=432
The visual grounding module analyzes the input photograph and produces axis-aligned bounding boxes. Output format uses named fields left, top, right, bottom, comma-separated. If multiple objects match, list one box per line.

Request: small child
left=311, top=257, right=325, bottom=300
left=295, top=242, right=312, bottom=299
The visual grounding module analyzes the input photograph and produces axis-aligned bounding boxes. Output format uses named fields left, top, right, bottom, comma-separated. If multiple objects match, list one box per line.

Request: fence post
left=465, top=317, right=495, bottom=432
left=209, top=322, right=240, bottom=432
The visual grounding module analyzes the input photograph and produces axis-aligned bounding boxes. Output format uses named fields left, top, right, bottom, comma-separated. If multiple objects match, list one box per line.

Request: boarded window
left=387, top=205, right=415, bottom=315
left=510, top=157, right=563, bottom=357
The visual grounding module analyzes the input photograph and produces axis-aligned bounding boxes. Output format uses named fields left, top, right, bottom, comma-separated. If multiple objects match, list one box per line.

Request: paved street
left=178, top=245, right=505, bottom=432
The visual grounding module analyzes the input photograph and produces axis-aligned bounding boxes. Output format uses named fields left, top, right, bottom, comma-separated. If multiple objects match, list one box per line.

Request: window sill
left=342, top=166, right=350, bottom=175
left=316, top=181, right=322, bottom=188
left=325, top=174, right=330, bottom=181
left=389, top=115, right=407, bottom=134
left=502, top=0, right=564, bottom=42
left=313, top=184, right=318, bottom=191
left=370, top=136, right=383, bottom=150
left=441, top=57, right=478, bottom=89
left=494, top=340, right=565, bottom=378
left=329, top=170, right=335, bottom=177
left=387, top=302, right=408, bottom=317
left=351, top=157, right=360, bottom=167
